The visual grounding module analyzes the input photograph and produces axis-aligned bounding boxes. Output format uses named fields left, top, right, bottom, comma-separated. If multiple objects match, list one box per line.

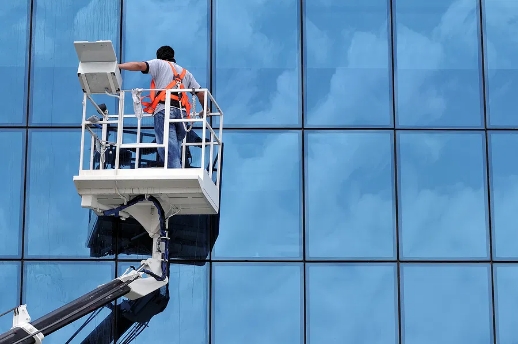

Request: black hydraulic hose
left=103, top=194, right=170, bottom=281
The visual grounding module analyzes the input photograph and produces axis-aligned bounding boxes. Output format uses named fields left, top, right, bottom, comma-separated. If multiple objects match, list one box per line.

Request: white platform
left=73, top=168, right=219, bottom=215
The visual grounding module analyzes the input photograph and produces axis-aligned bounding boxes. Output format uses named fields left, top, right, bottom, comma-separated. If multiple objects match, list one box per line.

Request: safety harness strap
left=142, top=62, right=191, bottom=117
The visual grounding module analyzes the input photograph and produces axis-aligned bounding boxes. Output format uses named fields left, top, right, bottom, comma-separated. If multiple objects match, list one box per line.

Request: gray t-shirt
left=142, top=59, right=200, bottom=114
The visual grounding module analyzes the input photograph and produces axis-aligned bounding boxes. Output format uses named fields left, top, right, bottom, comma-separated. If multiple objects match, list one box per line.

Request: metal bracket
left=12, top=305, right=44, bottom=344
left=118, top=256, right=168, bottom=300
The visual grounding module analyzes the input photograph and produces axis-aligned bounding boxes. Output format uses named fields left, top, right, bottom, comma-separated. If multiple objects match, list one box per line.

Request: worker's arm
left=196, top=91, right=206, bottom=112
left=118, top=61, right=147, bottom=72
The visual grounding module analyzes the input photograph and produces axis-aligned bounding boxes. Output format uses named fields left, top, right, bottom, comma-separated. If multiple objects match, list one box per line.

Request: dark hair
left=156, top=45, right=176, bottom=62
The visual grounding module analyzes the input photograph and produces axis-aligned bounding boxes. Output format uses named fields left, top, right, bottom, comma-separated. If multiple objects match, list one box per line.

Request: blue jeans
left=154, top=107, right=186, bottom=168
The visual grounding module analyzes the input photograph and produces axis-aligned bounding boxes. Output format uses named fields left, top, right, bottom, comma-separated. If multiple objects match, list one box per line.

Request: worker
left=118, top=45, right=205, bottom=168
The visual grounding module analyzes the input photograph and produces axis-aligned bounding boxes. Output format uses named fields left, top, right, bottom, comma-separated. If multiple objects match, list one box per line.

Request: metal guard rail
left=78, top=88, right=224, bottom=188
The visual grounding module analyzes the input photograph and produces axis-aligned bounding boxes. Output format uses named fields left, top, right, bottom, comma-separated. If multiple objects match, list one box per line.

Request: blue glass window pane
left=397, top=132, right=489, bottom=259
left=394, top=0, right=483, bottom=128
left=115, top=262, right=208, bottom=343
left=305, top=0, right=392, bottom=127
left=401, top=264, right=493, bottom=344
left=214, top=0, right=301, bottom=127
left=212, top=131, right=302, bottom=259
left=488, top=132, right=518, bottom=259
left=212, top=263, right=303, bottom=344
left=0, top=2, right=29, bottom=125
left=0, top=262, right=21, bottom=332
left=0, top=130, right=24, bottom=258
left=22, top=262, right=114, bottom=343
left=30, top=0, right=120, bottom=125
left=494, top=264, right=518, bottom=344
left=484, top=1, right=518, bottom=127
left=305, top=131, right=395, bottom=259
left=307, top=263, right=398, bottom=344
left=25, top=129, right=101, bottom=258
left=122, top=0, right=209, bottom=128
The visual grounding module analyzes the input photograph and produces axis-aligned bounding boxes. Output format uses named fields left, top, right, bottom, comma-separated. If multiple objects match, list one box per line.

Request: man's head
left=156, top=45, right=176, bottom=62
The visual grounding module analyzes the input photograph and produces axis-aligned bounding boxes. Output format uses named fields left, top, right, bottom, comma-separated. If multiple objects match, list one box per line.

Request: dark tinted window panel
left=87, top=212, right=218, bottom=264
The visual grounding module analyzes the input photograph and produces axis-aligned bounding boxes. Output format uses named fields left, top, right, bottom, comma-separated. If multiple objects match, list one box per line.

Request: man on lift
left=118, top=45, right=206, bottom=168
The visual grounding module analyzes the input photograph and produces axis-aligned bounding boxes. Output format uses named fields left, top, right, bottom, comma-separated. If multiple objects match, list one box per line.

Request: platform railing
left=78, top=88, right=224, bottom=188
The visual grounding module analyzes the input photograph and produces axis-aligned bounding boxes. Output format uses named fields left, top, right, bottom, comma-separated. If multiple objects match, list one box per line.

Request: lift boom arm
left=0, top=279, right=130, bottom=344
left=0, top=260, right=168, bottom=344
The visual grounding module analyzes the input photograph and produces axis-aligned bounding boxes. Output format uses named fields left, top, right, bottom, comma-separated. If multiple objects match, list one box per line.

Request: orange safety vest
left=141, top=61, right=191, bottom=117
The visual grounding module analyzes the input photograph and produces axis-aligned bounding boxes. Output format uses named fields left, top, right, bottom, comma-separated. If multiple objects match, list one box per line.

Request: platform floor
left=73, top=168, right=219, bottom=215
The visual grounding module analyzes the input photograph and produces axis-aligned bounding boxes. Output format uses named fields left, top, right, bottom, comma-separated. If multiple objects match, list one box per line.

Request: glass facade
left=1, top=0, right=518, bottom=343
